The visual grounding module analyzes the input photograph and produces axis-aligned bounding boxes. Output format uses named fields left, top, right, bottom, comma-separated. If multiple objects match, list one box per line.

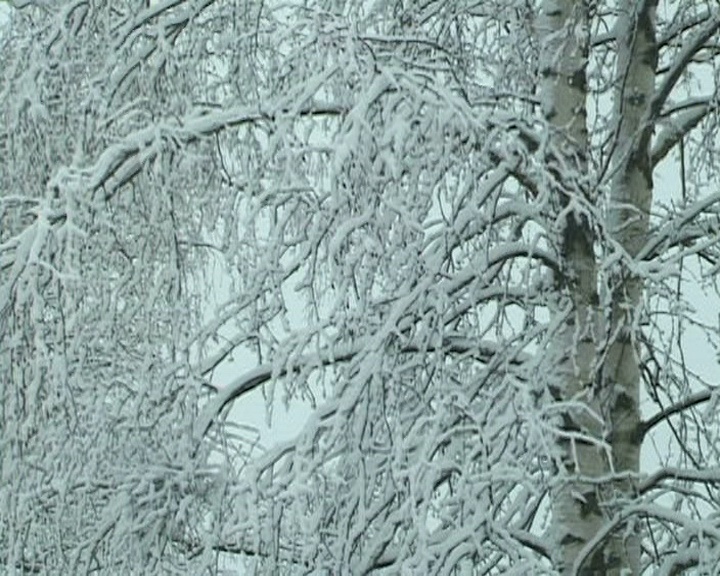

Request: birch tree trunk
left=540, top=1, right=657, bottom=573
left=537, top=1, right=602, bottom=572
left=603, top=2, right=658, bottom=573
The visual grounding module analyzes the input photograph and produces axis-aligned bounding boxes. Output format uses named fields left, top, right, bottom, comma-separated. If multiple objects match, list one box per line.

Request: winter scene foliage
left=3, top=0, right=720, bottom=574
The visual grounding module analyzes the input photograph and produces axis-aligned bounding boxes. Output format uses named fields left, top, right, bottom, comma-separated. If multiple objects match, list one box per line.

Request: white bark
left=602, top=1, right=658, bottom=573
left=537, top=1, right=607, bottom=573
left=539, top=1, right=658, bottom=573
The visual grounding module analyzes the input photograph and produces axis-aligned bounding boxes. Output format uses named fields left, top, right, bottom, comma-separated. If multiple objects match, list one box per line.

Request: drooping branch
left=194, top=344, right=359, bottom=441
left=76, top=101, right=345, bottom=200
left=367, top=525, right=552, bottom=572
left=111, top=0, right=210, bottom=52
left=194, top=333, right=534, bottom=442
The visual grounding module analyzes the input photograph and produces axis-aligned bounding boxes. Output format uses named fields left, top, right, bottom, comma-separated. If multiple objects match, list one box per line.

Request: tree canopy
left=2, top=1, right=720, bottom=574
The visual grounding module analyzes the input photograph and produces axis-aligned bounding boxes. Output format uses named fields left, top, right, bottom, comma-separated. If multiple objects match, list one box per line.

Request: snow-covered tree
left=3, top=1, right=720, bottom=574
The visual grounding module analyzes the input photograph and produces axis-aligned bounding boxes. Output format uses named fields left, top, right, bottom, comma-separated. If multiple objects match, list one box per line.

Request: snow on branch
left=652, top=98, right=718, bottom=167
left=652, top=12, right=720, bottom=119
left=81, top=103, right=345, bottom=200
left=195, top=333, right=533, bottom=442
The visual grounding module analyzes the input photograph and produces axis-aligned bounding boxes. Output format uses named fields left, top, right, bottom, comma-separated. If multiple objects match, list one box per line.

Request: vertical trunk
left=604, top=1, right=658, bottom=573
left=538, top=1, right=657, bottom=574
left=537, top=0, right=607, bottom=573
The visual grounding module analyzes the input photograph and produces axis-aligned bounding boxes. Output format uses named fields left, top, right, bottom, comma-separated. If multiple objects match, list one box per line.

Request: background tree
left=2, top=0, right=720, bottom=574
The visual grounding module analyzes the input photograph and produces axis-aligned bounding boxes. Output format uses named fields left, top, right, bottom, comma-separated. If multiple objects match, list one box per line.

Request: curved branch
left=194, top=344, right=358, bottom=441
left=194, top=333, right=534, bottom=442
left=77, top=102, right=345, bottom=200
left=639, top=466, right=720, bottom=494
left=573, top=502, right=715, bottom=575
left=652, top=98, right=718, bottom=167
left=637, top=191, right=720, bottom=262
left=640, top=390, right=713, bottom=437
left=651, top=13, right=720, bottom=119
left=660, top=553, right=699, bottom=576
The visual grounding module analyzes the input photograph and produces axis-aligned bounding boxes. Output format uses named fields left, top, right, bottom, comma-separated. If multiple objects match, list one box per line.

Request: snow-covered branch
left=652, top=12, right=720, bottom=118
left=652, top=98, right=718, bottom=166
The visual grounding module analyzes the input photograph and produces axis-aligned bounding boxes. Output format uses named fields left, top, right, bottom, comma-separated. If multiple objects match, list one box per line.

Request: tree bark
left=537, top=0, right=612, bottom=573
left=603, top=1, right=658, bottom=573
left=539, top=1, right=657, bottom=574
